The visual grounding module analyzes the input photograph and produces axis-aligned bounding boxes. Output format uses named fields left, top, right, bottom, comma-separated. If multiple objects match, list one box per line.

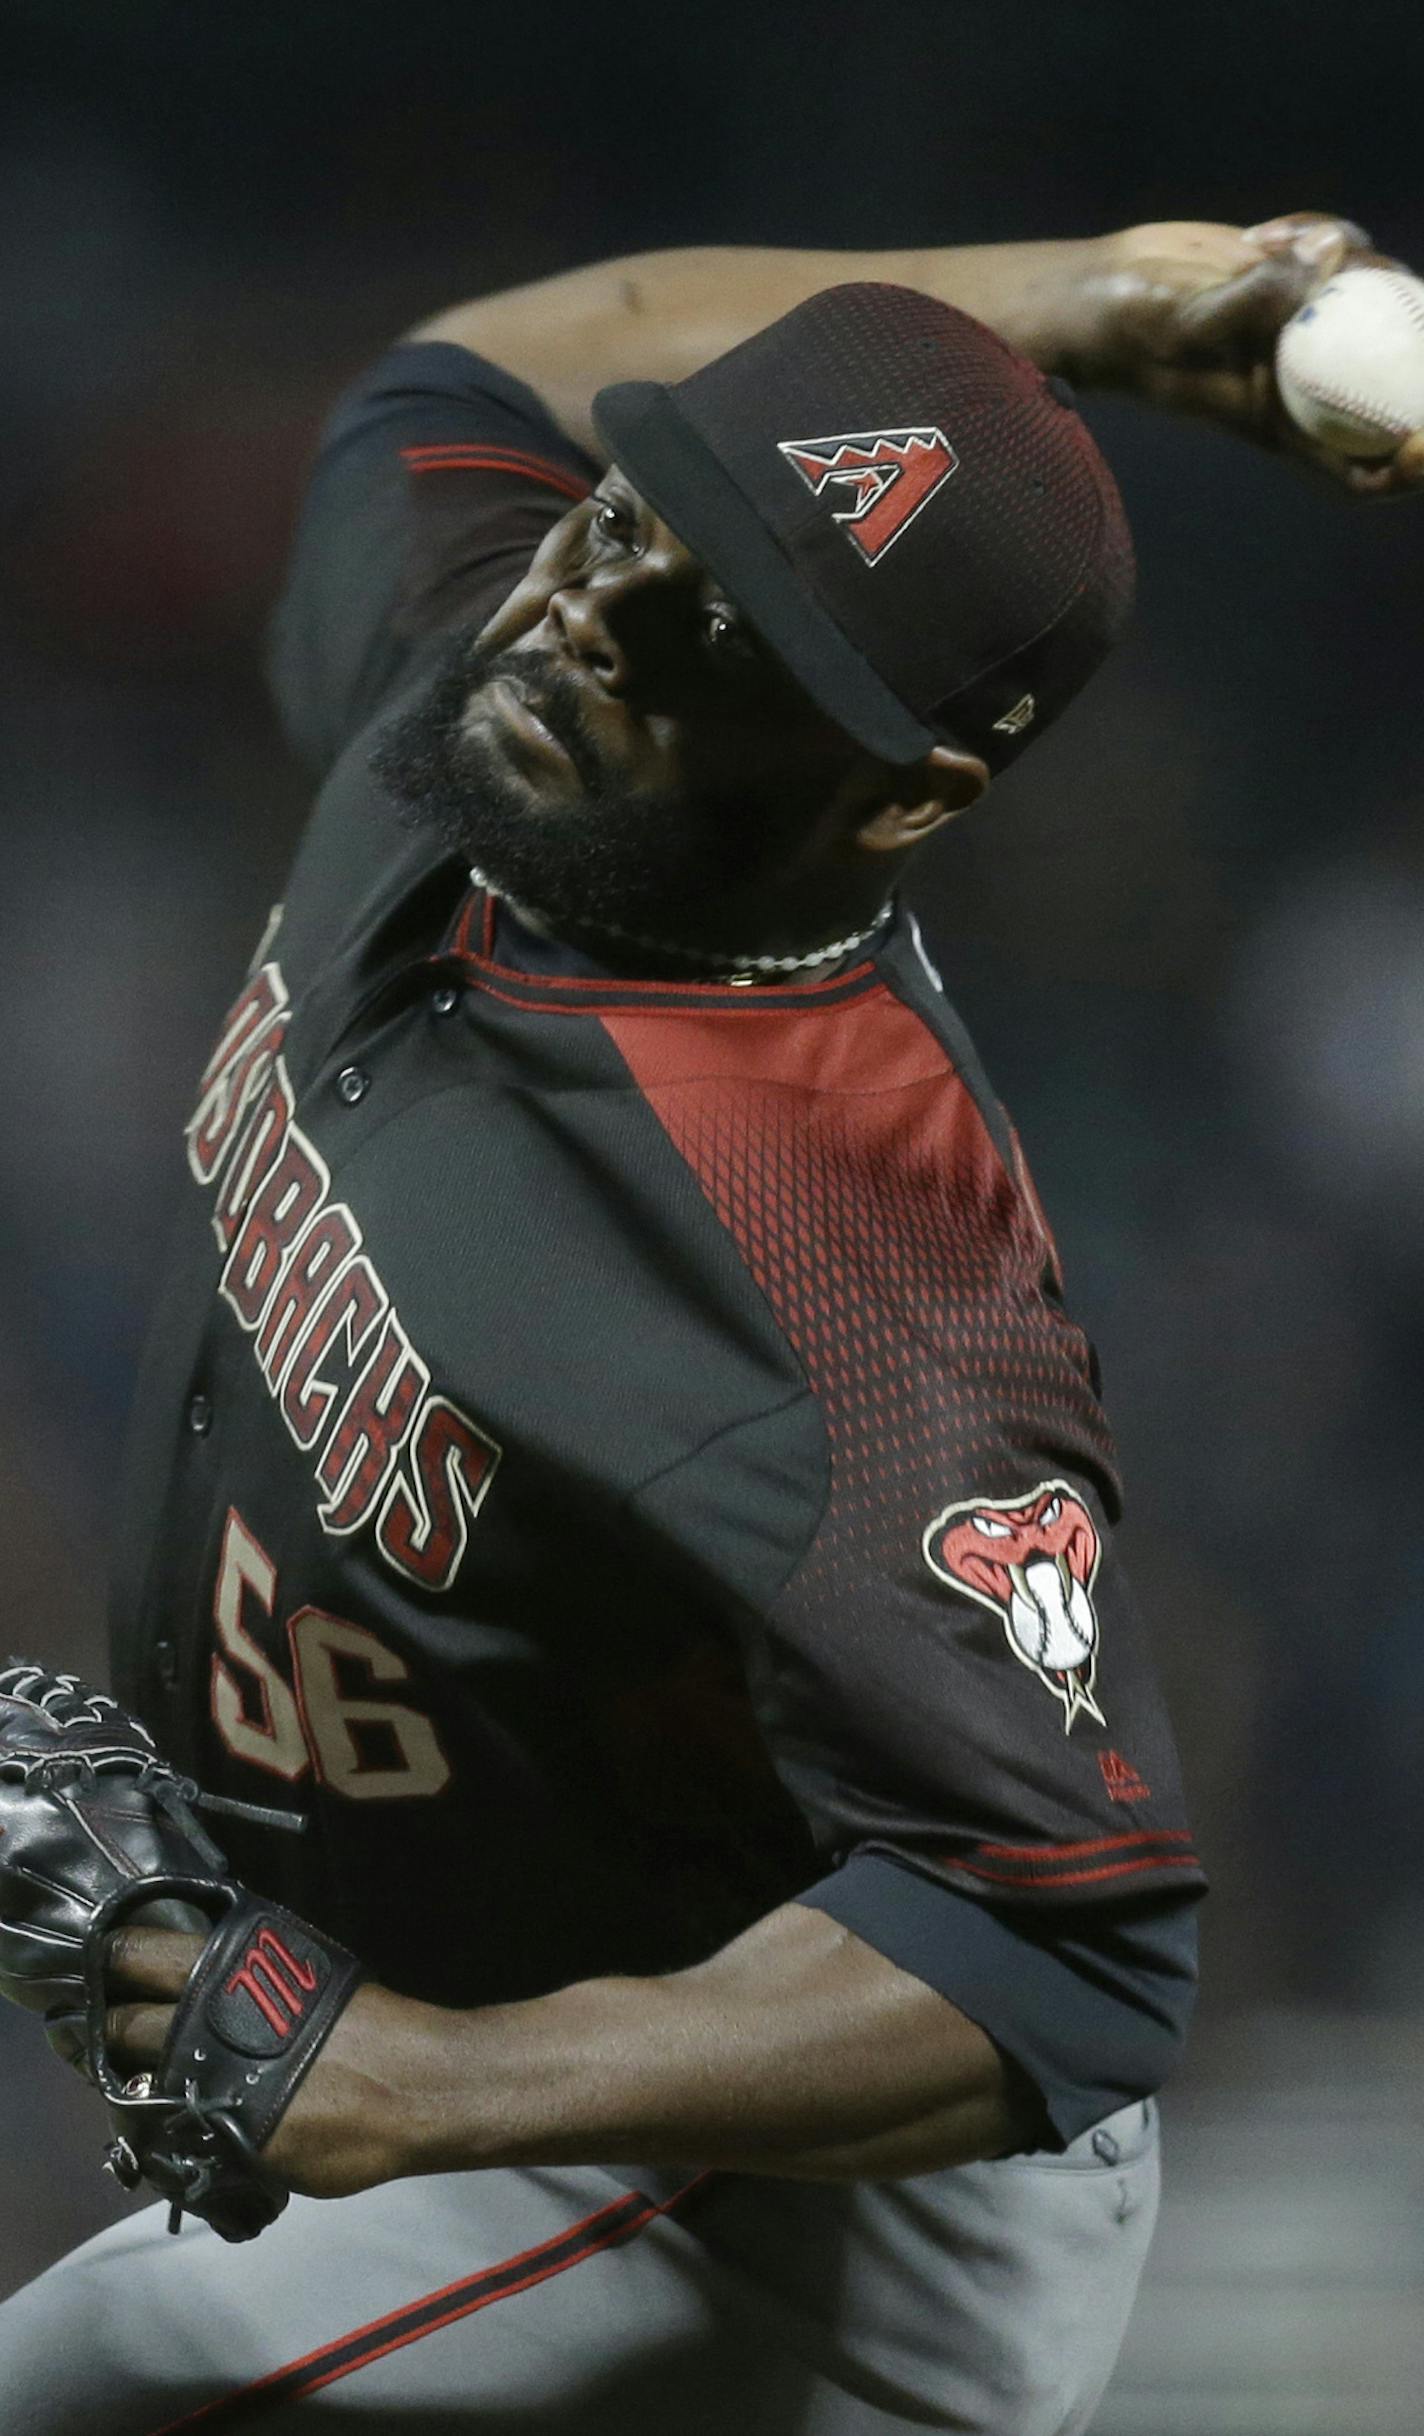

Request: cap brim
left=592, top=380, right=935, bottom=766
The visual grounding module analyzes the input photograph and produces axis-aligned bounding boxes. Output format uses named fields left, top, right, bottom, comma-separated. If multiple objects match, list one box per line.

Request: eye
left=704, top=603, right=754, bottom=660
left=971, top=1514, right=1013, bottom=1539
left=591, top=495, right=640, bottom=553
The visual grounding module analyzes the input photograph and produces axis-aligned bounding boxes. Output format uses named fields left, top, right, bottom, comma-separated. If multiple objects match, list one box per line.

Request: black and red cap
left=593, top=282, right=1134, bottom=773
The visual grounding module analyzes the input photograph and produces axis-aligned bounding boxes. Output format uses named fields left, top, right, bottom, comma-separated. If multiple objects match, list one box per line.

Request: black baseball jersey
left=110, top=343, right=1204, bottom=2146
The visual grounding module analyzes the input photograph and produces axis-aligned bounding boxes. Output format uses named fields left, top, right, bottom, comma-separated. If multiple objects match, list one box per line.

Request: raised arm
left=413, top=238, right=1108, bottom=448
left=415, top=216, right=1424, bottom=496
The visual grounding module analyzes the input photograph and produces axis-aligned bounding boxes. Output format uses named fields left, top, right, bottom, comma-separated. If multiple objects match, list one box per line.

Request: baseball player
left=0, top=210, right=1418, bottom=2436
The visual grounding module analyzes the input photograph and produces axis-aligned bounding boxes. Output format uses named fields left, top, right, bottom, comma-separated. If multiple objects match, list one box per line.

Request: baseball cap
left=592, top=282, right=1134, bottom=773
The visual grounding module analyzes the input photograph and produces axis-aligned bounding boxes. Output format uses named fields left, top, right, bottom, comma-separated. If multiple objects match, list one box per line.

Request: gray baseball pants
left=0, top=2099, right=1158, bottom=2434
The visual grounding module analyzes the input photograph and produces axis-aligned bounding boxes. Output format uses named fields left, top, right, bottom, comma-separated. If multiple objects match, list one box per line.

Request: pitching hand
left=1088, top=213, right=1424, bottom=498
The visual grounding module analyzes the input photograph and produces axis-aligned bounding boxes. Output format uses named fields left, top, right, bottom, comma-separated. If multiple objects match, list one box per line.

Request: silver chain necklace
left=474, top=873, right=893, bottom=986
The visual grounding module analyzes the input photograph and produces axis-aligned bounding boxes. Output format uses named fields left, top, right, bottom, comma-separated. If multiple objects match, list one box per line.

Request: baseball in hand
left=1275, top=265, right=1424, bottom=457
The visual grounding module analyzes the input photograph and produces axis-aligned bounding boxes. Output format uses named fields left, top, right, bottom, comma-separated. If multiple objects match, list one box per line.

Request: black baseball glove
left=0, top=1662, right=362, bottom=2241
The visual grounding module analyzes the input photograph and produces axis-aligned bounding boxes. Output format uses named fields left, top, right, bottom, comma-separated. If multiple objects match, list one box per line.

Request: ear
left=853, top=744, right=990, bottom=854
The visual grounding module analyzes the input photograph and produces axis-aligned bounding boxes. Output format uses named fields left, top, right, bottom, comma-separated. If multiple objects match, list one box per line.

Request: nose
left=546, top=582, right=627, bottom=688
left=546, top=560, right=666, bottom=694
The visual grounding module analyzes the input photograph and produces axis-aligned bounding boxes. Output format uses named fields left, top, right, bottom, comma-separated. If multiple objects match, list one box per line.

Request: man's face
left=371, top=467, right=879, bottom=945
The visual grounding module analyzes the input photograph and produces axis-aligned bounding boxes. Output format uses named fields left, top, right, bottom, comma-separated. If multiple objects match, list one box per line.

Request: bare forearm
left=387, top=1901, right=1034, bottom=2185
left=400, top=215, right=1424, bottom=508
left=411, top=237, right=1114, bottom=454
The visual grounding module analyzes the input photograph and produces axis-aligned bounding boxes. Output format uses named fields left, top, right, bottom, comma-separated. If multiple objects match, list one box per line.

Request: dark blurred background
left=0, top=3, right=1421, bottom=2424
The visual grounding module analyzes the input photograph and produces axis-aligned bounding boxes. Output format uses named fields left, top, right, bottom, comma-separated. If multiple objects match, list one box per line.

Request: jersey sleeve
left=267, top=341, right=598, bottom=777
left=755, top=1447, right=1206, bottom=1915
left=613, top=969, right=1207, bottom=1929
left=796, top=1854, right=1199, bottom=2146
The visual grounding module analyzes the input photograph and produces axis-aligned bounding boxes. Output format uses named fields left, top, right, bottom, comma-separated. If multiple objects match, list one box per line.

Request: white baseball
left=1275, top=265, right=1424, bottom=457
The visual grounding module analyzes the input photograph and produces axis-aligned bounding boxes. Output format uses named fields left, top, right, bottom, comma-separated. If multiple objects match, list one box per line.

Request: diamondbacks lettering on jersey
left=184, top=962, right=500, bottom=1590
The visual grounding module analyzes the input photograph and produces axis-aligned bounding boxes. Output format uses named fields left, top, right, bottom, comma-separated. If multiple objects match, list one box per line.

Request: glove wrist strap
left=89, top=1879, right=363, bottom=2242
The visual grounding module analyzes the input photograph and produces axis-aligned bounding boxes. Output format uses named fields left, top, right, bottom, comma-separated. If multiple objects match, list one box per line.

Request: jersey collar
left=442, top=888, right=892, bottom=1015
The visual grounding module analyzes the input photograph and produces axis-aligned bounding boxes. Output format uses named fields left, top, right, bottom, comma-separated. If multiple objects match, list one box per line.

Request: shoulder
left=268, top=343, right=598, bottom=781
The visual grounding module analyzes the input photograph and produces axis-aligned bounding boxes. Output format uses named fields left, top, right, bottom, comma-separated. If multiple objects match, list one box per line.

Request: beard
left=369, top=630, right=801, bottom=949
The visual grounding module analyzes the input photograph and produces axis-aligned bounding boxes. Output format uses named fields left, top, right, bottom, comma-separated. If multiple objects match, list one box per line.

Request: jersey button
left=431, top=984, right=460, bottom=1016
left=153, top=1639, right=178, bottom=1692
left=187, top=1392, right=213, bottom=1436
left=336, top=1064, right=370, bottom=1105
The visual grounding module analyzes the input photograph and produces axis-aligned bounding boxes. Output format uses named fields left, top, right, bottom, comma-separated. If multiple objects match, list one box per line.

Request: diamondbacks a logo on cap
left=777, top=427, right=958, bottom=565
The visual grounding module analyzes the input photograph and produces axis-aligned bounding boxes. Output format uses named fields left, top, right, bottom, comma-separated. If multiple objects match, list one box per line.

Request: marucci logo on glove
left=185, top=961, right=501, bottom=1593
left=215, top=1922, right=324, bottom=2052
left=777, top=427, right=959, bottom=564
left=923, top=1481, right=1106, bottom=1732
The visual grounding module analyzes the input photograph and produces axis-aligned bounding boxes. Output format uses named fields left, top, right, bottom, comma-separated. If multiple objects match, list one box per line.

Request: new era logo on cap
left=777, top=427, right=959, bottom=565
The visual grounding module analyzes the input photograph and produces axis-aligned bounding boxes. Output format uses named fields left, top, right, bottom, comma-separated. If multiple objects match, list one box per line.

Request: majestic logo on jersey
left=185, top=960, right=500, bottom=1593
left=777, top=427, right=959, bottom=564
left=922, top=1480, right=1105, bottom=1732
